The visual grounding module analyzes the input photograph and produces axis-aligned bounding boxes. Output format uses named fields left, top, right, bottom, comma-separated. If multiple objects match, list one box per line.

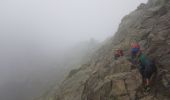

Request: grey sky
left=0, top=0, right=147, bottom=51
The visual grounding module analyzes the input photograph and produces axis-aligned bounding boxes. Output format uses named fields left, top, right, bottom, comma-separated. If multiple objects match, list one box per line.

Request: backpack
left=131, top=43, right=140, bottom=49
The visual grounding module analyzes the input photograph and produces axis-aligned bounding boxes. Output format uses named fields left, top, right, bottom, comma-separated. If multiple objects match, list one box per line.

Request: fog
left=0, top=0, right=147, bottom=100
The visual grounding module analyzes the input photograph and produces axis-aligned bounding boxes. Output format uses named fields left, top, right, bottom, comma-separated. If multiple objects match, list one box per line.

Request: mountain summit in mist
left=37, top=0, right=170, bottom=100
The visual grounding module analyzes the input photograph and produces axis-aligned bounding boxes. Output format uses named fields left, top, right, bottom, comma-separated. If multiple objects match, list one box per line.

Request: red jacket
left=115, top=49, right=124, bottom=56
left=131, top=43, right=140, bottom=49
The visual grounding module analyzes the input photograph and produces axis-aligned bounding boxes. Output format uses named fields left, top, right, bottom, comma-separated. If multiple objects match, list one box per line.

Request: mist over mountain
left=0, top=38, right=99, bottom=100
left=0, top=0, right=148, bottom=100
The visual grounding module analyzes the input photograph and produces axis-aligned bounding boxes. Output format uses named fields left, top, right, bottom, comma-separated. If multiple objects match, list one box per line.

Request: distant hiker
left=131, top=41, right=140, bottom=59
left=114, top=49, right=124, bottom=60
left=137, top=51, right=157, bottom=92
left=130, top=41, right=140, bottom=65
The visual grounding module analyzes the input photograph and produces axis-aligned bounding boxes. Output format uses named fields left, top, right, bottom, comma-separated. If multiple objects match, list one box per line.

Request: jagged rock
left=81, top=70, right=143, bottom=100
left=139, top=96, right=155, bottom=100
left=162, top=73, right=170, bottom=88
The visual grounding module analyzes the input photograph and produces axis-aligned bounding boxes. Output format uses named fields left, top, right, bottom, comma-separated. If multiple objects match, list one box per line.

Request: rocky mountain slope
left=37, top=0, right=170, bottom=100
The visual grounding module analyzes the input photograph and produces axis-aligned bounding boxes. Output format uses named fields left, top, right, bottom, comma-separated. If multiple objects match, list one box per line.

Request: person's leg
left=145, top=78, right=151, bottom=92
left=146, top=78, right=150, bottom=86
left=145, top=71, right=151, bottom=86
left=139, top=68, right=146, bottom=86
left=143, top=78, right=147, bottom=86
left=144, top=71, right=152, bottom=92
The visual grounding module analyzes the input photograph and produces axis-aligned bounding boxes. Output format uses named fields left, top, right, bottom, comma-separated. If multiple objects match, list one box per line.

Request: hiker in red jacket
left=131, top=42, right=140, bottom=59
left=114, top=49, right=124, bottom=60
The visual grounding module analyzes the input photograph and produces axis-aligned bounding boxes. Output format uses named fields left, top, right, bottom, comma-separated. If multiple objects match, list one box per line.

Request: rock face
left=82, top=70, right=142, bottom=100
left=37, top=0, right=170, bottom=100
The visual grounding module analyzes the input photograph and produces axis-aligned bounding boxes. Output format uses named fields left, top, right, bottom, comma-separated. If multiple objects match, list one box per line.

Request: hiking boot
left=144, top=86, right=151, bottom=93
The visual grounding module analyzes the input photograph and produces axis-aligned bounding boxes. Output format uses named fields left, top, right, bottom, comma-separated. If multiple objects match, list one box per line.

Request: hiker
left=118, top=49, right=124, bottom=56
left=114, top=49, right=124, bottom=60
left=137, top=51, right=157, bottom=92
left=130, top=41, right=140, bottom=65
left=131, top=41, right=140, bottom=59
